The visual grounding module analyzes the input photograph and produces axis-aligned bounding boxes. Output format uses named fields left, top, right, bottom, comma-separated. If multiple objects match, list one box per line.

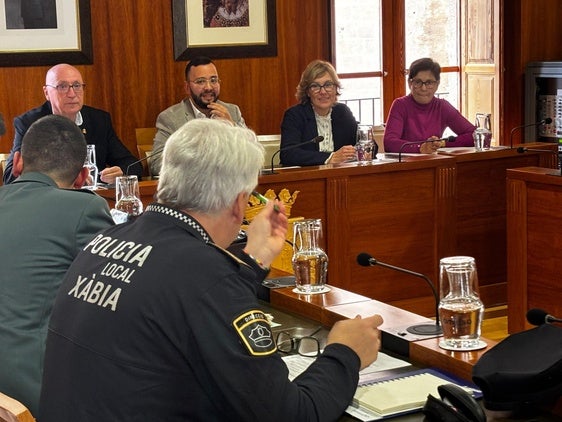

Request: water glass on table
left=83, top=144, right=98, bottom=189
left=356, top=126, right=374, bottom=164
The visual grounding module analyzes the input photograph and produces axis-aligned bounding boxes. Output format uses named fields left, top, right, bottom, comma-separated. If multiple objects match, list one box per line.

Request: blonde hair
left=295, top=60, right=341, bottom=104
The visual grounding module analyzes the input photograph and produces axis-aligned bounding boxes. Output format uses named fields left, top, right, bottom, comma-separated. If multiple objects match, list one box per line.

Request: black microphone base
left=382, top=323, right=443, bottom=357
left=406, top=323, right=443, bottom=336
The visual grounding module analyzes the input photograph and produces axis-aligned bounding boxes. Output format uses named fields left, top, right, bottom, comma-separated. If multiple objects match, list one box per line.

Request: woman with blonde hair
left=280, top=60, right=360, bottom=166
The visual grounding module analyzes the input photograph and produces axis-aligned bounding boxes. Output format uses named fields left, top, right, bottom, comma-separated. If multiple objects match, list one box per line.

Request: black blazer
left=3, top=101, right=142, bottom=184
left=280, top=102, right=359, bottom=166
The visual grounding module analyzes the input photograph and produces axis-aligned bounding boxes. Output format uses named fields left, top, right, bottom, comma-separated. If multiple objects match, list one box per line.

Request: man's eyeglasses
left=410, top=79, right=438, bottom=89
left=276, top=327, right=322, bottom=357
left=308, top=81, right=337, bottom=94
left=45, top=83, right=86, bottom=94
left=190, top=77, right=221, bottom=87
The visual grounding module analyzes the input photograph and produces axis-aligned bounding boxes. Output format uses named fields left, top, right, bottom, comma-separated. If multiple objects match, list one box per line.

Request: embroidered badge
left=233, top=310, right=276, bottom=356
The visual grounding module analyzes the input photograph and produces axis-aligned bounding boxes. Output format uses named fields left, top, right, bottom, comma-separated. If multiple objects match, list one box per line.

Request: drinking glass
left=83, top=144, right=98, bottom=189
left=355, top=125, right=374, bottom=164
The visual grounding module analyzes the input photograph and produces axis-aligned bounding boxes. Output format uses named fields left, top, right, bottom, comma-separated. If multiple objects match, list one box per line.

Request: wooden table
left=97, top=144, right=556, bottom=319
left=438, top=144, right=557, bottom=309
left=268, top=283, right=497, bottom=382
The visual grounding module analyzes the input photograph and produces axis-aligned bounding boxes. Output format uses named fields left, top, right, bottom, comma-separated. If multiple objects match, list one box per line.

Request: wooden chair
left=0, top=391, right=35, bottom=422
left=371, top=125, right=385, bottom=154
left=135, top=128, right=157, bottom=178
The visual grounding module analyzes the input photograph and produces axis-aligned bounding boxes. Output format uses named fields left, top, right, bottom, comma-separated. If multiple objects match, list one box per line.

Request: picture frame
left=172, top=0, right=277, bottom=61
left=0, top=0, right=92, bottom=67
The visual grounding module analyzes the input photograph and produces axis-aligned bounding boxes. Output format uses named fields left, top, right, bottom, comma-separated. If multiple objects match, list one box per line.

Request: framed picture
left=0, top=0, right=92, bottom=67
left=173, top=0, right=277, bottom=60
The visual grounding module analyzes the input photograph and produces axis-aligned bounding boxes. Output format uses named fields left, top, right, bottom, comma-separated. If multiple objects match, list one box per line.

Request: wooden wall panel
left=502, top=0, right=562, bottom=144
left=0, top=0, right=329, bottom=158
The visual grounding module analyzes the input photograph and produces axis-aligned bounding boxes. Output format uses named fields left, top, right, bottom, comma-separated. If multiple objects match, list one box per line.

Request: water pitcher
left=438, top=256, right=484, bottom=349
left=292, top=219, right=328, bottom=293
left=473, top=113, right=492, bottom=151
left=115, top=175, right=143, bottom=220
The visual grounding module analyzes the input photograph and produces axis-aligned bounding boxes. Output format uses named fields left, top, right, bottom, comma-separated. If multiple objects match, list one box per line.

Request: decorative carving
left=244, top=188, right=301, bottom=273
left=245, top=188, right=299, bottom=221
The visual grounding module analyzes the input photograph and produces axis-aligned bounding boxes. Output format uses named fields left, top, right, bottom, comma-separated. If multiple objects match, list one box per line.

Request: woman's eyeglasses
left=410, top=79, right=438, bottom=89
left=308, top=82, right=336, bottom=94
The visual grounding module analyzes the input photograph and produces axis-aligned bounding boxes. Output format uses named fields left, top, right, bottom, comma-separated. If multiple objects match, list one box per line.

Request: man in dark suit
left=2, top=63, right=142, bottom=185
left=0, top=114, right=114, bottom=415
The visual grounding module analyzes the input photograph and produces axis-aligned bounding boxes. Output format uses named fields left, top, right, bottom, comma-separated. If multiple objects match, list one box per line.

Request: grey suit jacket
left=0, top=172, right=114, bottom=415
left=150, top=99, right=246, bottom=175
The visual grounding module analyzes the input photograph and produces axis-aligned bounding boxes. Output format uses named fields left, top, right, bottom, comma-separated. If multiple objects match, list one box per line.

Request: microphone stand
left=357, top=253, right=442, bottom=336
left=126, top=147, right=164, bottom=176
left=262, top=135, right=324, bottom=175
left=509, top=117, right=552, bottom=149
left=372, top=260, right=442, bottom=335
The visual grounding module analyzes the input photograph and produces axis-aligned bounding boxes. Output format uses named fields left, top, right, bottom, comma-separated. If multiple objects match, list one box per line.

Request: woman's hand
left=329, top=145, right=357, bottom=163
left=420, top=136, right=446, bottom=154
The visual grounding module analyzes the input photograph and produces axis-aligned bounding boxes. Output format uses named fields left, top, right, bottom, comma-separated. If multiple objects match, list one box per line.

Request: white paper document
left=281, top=351, right=411, bottom=382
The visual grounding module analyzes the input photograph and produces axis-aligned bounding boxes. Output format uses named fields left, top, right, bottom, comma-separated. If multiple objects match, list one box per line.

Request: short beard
left=191, top=91, right=218, bottom=109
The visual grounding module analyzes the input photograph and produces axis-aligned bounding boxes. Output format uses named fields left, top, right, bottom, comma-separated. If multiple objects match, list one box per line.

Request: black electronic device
left=397, top=136, right=456, bottom=162
left=423, top=383, right=486, bottom=422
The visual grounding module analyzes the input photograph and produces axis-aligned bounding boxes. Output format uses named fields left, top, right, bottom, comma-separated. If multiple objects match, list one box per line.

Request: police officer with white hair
left=39, top=118, right=383, bottom=421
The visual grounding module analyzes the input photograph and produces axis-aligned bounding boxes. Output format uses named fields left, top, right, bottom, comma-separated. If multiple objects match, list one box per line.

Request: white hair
left=157, top=119, right=264, bottom=213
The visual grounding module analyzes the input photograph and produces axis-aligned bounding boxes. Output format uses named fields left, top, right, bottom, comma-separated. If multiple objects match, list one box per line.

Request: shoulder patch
left=233, top=310, right=276, bottom=356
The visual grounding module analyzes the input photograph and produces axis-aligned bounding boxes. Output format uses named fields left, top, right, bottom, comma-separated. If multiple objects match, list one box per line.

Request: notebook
left=350, top=368, right=481, bottom=418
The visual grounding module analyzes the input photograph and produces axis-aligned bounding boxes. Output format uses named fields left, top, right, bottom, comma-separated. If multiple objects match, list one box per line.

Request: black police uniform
left=39, top=204, right=360, bottom=421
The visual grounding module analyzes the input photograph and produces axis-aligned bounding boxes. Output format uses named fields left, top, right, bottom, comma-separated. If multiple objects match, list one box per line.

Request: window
left=332, top=0, right=461, bottom=126
left=332, top=0, right=383, bottom=126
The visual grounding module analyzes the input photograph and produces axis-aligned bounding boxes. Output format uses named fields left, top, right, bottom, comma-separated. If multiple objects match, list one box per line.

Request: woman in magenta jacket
left=384, top=57, right=476, bottom=154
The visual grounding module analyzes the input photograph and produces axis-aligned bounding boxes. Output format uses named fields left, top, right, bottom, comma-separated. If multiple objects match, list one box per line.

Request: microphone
left=263, top=135, right=324, bottom=175
left=357, top=252, right=443, bottom=335
left=509, top=117, right=552, bottom=149
left=398, top=136, right=456, bottom=162
left=126, top=147, right=164, bottom=176
left=0, top=113, right=5, bottom=136
left=526, top=308, right=562, bottom=326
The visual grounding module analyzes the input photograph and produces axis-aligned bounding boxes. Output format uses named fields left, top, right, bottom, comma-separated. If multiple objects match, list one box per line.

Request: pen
left=251, top=191, right=280, bottom=212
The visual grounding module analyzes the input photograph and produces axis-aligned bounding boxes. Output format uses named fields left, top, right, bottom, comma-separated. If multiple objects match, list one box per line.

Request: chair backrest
left=135, top=128, right=157, bottom=147
left=371, top=125, right=385, bottom=154
left=135, top=128, right=157, bottom=178
left=0, top=391, right=35, bottom=422
left=257, top=134, right=281, bottom=167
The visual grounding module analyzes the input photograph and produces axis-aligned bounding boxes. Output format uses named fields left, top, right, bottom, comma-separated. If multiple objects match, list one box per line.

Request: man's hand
left=208, top=102, right=235, bottom=124
left=327, top=314, right=383, bottom=370
left=243, top=200, right=288, bottom=268
left=100, top=166, right=124, bottom=184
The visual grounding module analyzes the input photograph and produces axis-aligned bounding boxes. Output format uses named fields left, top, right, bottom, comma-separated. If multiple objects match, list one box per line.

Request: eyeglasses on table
left=276, top=327, right=322, bottom=357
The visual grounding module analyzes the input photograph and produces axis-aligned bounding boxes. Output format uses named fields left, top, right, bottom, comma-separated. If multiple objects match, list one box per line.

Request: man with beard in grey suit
left=150, top=56, right=246, bottom=176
